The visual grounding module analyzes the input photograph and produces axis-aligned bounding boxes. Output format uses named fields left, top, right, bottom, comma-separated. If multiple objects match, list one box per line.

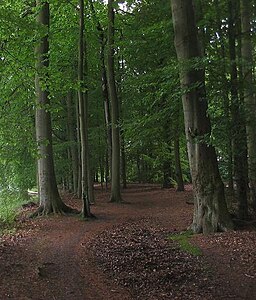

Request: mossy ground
left=169, top=230, right=202, bottom=256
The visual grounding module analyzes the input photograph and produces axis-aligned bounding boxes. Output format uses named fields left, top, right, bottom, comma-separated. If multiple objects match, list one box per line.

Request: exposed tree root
left=232, top=218, right=256, bottom=229
left=80, top=212, right=97, bottom=220
left=109, top=197, right=123, bottom=203
left=29, top=204, right=79, bottom=218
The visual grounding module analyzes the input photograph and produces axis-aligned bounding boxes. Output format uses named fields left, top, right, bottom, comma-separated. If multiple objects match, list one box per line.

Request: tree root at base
left=29, top=205, right=80, bottom=218
left=80, top=212, right=97, bottom=220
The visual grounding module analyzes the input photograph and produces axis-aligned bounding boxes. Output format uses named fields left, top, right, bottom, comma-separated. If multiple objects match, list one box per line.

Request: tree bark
left=100, top=32, right=112, bottom=184
left=89, top=0, right=112, bottom=189
left=174, top=137, right=184, bottom=192
left=121, top=127, right=127, bottom=189
left=215, top=0, right=234, bottom=193
left=34, top=1, right=75, bottom=216
left=171, top=0, right=233, bottom=233
left=78, top=0, right=93, bottom=217
left=107, top=0, right=122, bottom=202
left=240, top=0, right=256, bottom=209
left=66, top=92, right=79, bottom=194
left=162, top=122, right=174, bottom=189
left=117, top=37, right=127, bottom=190
left=162, top=160, right=173, bottom=189
left=76, top=97, right=82, bottom=199
left=228, top=0, right=248, bottom=219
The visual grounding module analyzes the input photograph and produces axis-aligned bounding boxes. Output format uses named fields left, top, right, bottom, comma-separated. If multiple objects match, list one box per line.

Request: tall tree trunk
left=120, top=127, right=127, bottom=189
left=162, top=160, right=173, bottom=189
left=105, top=147, right=110, bottom=189
left=88, top=171, right=95, bottom=204
left=117, top=38, right=127, bottom=189
left=76, top=97, right=82, bottom=199
left=171, top=0, right=233, bottom=233
left=228, top=0, right=248, bottom=219
left=34, top=1, right=74, bottom=216
left=100, top=34, right=112, bottom=184
left=66, top=92, right=79, bottom=194
left=215, top=0, right=234, bottom=193
left=89, top=0, right=112, bottom=188
left=137, top=152, right=141, bottom=183
left=162, top=123, right=174, bottom=189
left=107, top=0, right=122, bottom=202
left=78, top=0, right=93, bottom=217
left=240, top=0, right=256, bottom=209
left=174, top=136, right=184, bottom=192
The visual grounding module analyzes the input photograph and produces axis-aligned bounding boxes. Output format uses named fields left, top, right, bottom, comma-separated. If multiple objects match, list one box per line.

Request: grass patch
left=0, top=190, right=33, bottom=232
left=169, top=230, right=202, bottom=256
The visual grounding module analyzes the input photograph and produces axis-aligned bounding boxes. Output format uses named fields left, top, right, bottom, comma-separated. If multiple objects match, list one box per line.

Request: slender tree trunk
left=120, top=127, right=127, bottom=189
left=78, top=0, right=93, bottom=217
left=137, top=152, right=141, bottom=183
left=171, top=0, right=233, bottom=233
left=99, top=158, right=104, bottom=189
left=105, top=147, right=109, bottom=190
left=162, top=123, right=174, bottom=189
left=100, top=36, right=112, bottom=182
left=66, top=148, right=72, bottom=191
left=174, top=137, right=184, bottom=192
left=162, top=160, right=173, bottom=189
left=228, top=0, right=248, bottom=219
left=240, top=0, right=256, bottom=209
left=117, top=40, right=127, bottom=189
left=66, top=92, right=79, bottom=194
left=107, top=0, right=122, bottom=202
left=76, top=97, right=82, bottom=199
left=34, top=1, right=74, bottom=216
left=89, top=0, right=112, bottom=186
left=88, top=171, right=95, bottom=204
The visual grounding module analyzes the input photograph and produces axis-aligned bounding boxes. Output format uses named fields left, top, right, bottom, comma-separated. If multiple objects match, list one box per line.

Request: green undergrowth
left=0, top=190, right=33, bottom=233
left=169, top=230, right=202, bottom=256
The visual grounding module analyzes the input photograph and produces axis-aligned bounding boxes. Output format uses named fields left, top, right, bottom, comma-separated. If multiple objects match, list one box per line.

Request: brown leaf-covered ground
left=0, top=184, right=256, bottom=299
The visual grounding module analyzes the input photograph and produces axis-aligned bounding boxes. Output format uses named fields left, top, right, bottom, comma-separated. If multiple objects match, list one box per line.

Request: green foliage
left=0, top=190, right=29, bottom=229
left=115, top=0, right=189, bottom=183
left=1, top=0, right=245, bottom=193
left=169, top=231, right=202, bottom=256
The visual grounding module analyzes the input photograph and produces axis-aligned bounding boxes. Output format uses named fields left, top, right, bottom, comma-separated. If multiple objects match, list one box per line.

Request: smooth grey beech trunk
left=78, top=0, right=93, bottom=217
left=107, top=0, right=122, bottom=203
left=76, top=97, right=82, bottom=199
left=66, top=92, right=79, bottom=194
left=241, top=0, right=256, bottom=209
left=171, top=0, right=233, bottom=233
left=174, top=137, right=184, bottom=192
left=89, top=0, right=112, bottom=189
left=34, top=1, right=73, bottom=215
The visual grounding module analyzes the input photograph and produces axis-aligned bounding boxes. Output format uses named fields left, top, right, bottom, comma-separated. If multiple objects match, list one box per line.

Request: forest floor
left=0, top=184, right=256, bottom=300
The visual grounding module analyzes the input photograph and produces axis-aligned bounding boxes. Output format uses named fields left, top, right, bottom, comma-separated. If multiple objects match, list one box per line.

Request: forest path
left=0, top=184, right=256, bottom=299
left=0, top=185, right=192, bottom=300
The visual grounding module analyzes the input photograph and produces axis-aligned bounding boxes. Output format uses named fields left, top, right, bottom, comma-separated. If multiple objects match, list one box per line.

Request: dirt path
left=0, top=185, right=256, bottom=299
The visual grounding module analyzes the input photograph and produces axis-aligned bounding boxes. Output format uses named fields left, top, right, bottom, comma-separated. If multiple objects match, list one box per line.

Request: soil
left=0, top=184, right=256, bottom=300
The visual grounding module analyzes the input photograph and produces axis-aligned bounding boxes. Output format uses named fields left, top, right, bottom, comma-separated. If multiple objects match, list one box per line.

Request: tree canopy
left=1, top=0, right=256, bottom=232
